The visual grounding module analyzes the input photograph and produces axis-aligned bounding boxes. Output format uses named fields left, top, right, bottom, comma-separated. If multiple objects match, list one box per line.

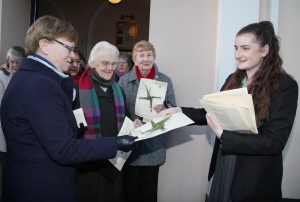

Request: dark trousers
left=123, top=165, right=159, bottom=202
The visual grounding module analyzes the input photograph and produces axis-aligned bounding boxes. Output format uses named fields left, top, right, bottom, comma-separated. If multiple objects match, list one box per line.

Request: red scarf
left=135, top=66, right=155, bottom=80
left=73, top=75, right=81, bottom=83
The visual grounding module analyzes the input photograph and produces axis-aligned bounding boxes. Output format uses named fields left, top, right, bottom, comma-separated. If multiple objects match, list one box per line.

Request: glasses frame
left=8, top=60, right=20, bottom=66
left=53, top=39, right=74, bottom=54
left=71, top=59, right=84, bottom=66
left=100, top=61, right=119, bottom=69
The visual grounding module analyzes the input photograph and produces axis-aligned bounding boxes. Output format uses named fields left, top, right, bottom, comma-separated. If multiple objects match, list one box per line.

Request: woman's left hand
left=133, top=119, right=143, bottom=128
left=153, top=104, right=166, bottom=113
left=206, top=113, right=223, bottom=139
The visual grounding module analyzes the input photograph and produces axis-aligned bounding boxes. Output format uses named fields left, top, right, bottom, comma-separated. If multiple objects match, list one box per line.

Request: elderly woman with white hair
left=1, top=46, right=25, bottom=75
left=0, top=46, right=25, bottom=153
left=0, top=46, right=25, bottom=199
left=0, top=46, right=25, bottom=155
left=73, top=41, right=142, bottom=202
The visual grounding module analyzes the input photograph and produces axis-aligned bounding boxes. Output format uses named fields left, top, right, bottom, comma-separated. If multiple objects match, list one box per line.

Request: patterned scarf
left=79, top=67, right=125, bottom=139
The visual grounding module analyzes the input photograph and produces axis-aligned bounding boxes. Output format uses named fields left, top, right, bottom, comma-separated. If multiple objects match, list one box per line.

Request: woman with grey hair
left=115, top=52, right=133, bottom=82
left=0, top=46, right=25, bottom=200
left=73, top=41, right=142, bottom=202
left=0, top=46, right=25, bottom=151
left=0, top=46, right=25, bottom=152
left=1, top=46, right=25, bottom=75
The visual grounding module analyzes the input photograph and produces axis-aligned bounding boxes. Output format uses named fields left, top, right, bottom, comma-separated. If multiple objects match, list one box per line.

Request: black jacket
left=182, top=72, right=298, bottom=201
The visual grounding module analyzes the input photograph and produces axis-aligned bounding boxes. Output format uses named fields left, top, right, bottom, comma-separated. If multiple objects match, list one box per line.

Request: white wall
left=0, top=0, right=30, bottom=62
left=215, top=0, right=260, bottom=91
left=150, top=0, right=300, bottom=201
left=150, top=0, right=218, bottom=201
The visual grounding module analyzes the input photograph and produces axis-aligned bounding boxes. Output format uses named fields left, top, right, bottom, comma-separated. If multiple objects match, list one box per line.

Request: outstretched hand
left=116, top=135, right=138, bottom=152
left=155, top=107, right=182, bottom=118
left=206, top=113, right=223, bottom=139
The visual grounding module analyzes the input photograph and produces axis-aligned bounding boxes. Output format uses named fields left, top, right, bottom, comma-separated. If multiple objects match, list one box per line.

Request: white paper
left=109, top=113, right=194, bottom=170
left=131, top=112, right=194, bottom=141
left=135, top=78, right=168, bottom=120
left=73, top=108, right=87, bottom=127
left=108, top=117, right=135, bottom=171
left=199, top=88, right=258, bottom=134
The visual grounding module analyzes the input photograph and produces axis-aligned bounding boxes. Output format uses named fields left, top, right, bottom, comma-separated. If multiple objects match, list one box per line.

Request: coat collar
left=20, top=57, right=74, bottom=102
left=20, top=57, right=67, bottom=83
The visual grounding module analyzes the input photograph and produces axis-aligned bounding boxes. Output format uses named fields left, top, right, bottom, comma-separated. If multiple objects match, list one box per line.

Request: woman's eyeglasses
left=100, top=61, right=118, bottom=68
left=71, top=59, right=84, bottom=66
left=53, top=39, right=75, bottom=54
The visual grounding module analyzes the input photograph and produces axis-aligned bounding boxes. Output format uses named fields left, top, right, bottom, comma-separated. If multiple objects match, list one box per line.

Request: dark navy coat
left=0, top=57, right=118, bottom=202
